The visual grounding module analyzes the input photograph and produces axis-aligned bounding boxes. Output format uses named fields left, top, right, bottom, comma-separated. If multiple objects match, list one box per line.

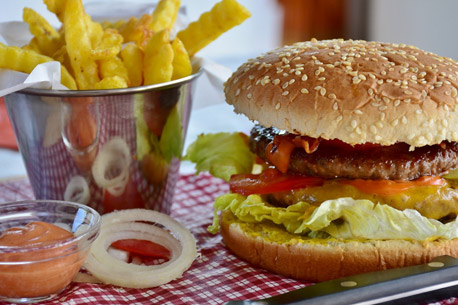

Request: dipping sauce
left=0, top=221, right=83, bottom=299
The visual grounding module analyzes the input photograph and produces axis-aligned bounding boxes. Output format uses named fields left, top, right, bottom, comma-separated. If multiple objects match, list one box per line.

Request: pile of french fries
left=0, top=0, right=250, bottom=90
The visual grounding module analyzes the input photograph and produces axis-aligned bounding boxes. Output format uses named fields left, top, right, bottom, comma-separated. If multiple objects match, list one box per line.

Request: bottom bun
left=220, top=210, right=458, bottom=282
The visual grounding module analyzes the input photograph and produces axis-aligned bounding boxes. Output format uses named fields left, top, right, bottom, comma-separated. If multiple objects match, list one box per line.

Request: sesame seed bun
left=225, top=39, right=458, bottom=147
left=220, top=210, right=458, bottom=282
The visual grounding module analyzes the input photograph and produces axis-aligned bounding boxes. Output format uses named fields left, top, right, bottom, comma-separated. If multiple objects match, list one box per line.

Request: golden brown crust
left=225, top=39, right=458, bottom=147
left=220, top=210, right=458, bottom=282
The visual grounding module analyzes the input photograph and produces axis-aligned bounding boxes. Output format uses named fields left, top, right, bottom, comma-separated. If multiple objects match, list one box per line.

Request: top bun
left=225, top=39, right=458, bottom=147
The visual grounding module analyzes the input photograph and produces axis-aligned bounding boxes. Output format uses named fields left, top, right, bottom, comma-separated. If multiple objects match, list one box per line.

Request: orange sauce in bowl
left=0, top=222, right=84, bottom=299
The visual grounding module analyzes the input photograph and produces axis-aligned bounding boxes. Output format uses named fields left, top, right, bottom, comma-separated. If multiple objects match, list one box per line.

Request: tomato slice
left=341, top=176, right=446, bottom=196
left=229, top=168, right=324, bottom=196
left=111, top=239, right=170, bottom=260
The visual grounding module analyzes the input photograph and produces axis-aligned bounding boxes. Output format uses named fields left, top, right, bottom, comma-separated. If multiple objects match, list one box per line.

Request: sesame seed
left=282, top=82, right=289, bottom=89
left=370, top=125, right=377, bottom=134
left=320, top=88, right=326, bottom=96
left=354, top=110, right=363, bottom=115
left=336, top=115, right=343, bottom=122
left=275, top=103, right=281, bottom=110
left=416, top=109, right=422, bottom=115
left=247, top=93, right=252, bottom=99
left=283, top=73, right=288, bottom=77
left=349, top=71, right=358, bottom=77
left=353, top=76, right=361, bottom=84
left=368, top=88, right=374, bottom=96
left=295, top=71, right=301, bottom=75
left=289, top=79, right=296, bottom=85
left=282, top=91, right=289, bottom=96
left=301, top=74, right=308, bottom=81
left=318, top=77, right=326, bottom=81
left=273, top=79, right=280, bottom=85
left=329, top=93, right=337, bottom=99
left=392, top=119, right=399, bottom=127
left=394, top=100, right=401, bottom=107
left=314, top=86, right=322, bottom=91
left=249, top=75, right=254, bottom=80
left=301, top=88, right=309, bottom=94
left=351, top=120, right=358, bottom=128
left=333, top=102, right=338, bottom=110
left=235, top=89, right=241, bottom=96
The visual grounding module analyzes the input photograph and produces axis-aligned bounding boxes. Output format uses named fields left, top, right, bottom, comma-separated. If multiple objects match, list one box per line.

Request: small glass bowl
left=0, top=200, right=101, bottom=303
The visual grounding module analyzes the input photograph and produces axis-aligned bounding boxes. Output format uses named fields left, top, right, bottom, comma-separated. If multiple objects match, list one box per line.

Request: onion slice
left=84, top=209, right=197, bottom=288
left=92, top=137, right=131, bottom=193
left=64, top=175, right=90, bottom=204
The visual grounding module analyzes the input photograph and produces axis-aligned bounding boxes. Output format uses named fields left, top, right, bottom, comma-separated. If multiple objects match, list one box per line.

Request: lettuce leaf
left=210, top=194, right=458, bottom=241
left=184, top=132, right=255, bottom=182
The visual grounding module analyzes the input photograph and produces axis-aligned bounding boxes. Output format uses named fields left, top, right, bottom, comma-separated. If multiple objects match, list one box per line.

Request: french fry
left=127, top=0, right=180, bottom=47
left=43, top=0, right=66, bottom=22
left=98, top=56, right=130, bottom=86
left=101, top=19, right=126, bottom=30
left=86, top=15, right=104, bottom=48
left=143, top=29, right=174, bottom=85
left=118, top=16, right=139, bottom=42
left=22, top=37, right=42, bottom=53
left=171, top=37, right=191, bottom=80
left=64, top=0, right=99, bottom=89
left=121, top=43, right=143, bottom=87
left=96, top=29, right=129, bottom=85
left=177, top=0, right=250, bottom=57
left=51, top=44, right=75, bottom=77
left=23, top=7, right=62, bottom=57
left=0, top=43, right=77, bottom=90
left=91, top=29, right=123, bottom=60
left=150, top=0, right=181, bottom=32
left=126, top=14, right=153, bottom=46
left=94, top=76, right=128, bottom=89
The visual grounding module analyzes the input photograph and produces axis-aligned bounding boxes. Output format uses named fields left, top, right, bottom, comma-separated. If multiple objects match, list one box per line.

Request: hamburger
left=185, top=39, right=458, bottom=282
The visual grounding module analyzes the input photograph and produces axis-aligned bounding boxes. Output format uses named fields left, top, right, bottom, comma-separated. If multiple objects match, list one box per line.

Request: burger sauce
left=0, top=221, right=81, bottom=299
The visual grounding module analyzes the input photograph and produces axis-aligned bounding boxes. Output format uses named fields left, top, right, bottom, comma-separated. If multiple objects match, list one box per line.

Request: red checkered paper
left=0, top=174, right=457, bottom=305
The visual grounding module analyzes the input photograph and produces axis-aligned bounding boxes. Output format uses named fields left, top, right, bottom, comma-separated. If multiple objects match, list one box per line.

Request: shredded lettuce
left=184, top=132, right=255, bottom=182
left=210, top=194, right=458, bottom=241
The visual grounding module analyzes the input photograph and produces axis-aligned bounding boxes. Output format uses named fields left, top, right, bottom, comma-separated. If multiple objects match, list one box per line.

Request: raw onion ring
left=84, top=209, right=197, bottom=288
left=64, top=175, right=90, bottom=204
left=92, top=137, right=131, bottom=192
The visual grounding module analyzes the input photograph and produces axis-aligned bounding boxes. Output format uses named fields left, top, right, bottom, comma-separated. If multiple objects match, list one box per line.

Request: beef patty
left=250, top=124, right=458, bottom=180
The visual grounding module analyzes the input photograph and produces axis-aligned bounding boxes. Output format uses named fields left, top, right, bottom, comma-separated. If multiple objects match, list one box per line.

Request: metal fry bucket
left=4, top=69, right=201, bottom=214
